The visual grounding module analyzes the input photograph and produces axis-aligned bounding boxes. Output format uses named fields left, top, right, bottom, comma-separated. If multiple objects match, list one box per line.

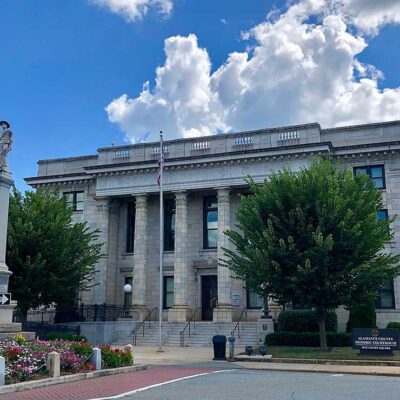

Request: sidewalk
left=236, top=361, right=400, bottom=377
left=131, top=346, right=400, bottom=376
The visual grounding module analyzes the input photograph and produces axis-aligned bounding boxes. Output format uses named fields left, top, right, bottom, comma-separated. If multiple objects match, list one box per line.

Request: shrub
left=100, top=345, right=133, bottom=369
left=278, top=310, right=337, bottom=333
left=71, top=342, right=92, bottom=358
left=387, top=322, right=400, bottom=330
left=265, top=332, right=351, bottom=347
left=346, top=300, right=377, bottom=332
left=46, top=332, right=87, bottom=342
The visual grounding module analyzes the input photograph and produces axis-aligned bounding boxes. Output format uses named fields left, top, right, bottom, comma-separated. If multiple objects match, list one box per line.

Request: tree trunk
left=317, top=309, right=328, bottom=351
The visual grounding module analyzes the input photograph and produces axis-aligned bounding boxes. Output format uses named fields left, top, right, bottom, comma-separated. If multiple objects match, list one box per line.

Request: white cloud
left=106, top=34, right=228, bottom=141
left=106, top=0, right=400, bottom=142
left=90, top=0, right=173, bottom=21
left=341, top=0, right=400, bottom=34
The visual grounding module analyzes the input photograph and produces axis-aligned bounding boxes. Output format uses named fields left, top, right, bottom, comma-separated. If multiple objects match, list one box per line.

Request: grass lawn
left=261, top=346, right=400, bottom=361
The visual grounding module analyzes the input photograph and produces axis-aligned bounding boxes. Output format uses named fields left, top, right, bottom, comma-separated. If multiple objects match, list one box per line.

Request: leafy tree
left=7, top=188, right=102, bottom=321
left=221, top=159, right=400, bottom=350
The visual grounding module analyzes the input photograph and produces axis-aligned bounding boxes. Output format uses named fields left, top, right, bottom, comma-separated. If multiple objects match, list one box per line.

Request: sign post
left=352, top=328, right=400, bottom=356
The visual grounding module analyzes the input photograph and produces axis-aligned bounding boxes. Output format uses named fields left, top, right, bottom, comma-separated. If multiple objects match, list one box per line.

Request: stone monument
left=0, top=121, right=31, bottom=338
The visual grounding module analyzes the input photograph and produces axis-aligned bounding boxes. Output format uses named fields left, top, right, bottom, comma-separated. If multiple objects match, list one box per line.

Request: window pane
left=166, top=293, right=174, bottom=308
left=65, top=193, right=74, bottom=204
left=373, top=177, right=384, bottom=189
left=355, top=168, right=367, bottom=176
left=76, top=192, right=84, bottom=202
left=248, top=290, right=264, bottom=308
left=371, top=167, right=383, bottom=178
left=206, top=197, right=218, bottom=208
left=75, top=201, right=84, bottom=211
left=208, top=230, right=218, bottom=248
left=380, top=291, right=395, bottom=308
left=166, top=277, right=174, bottom=292
left=207, top=211, right=218, bottom=229
left=377, top=210, right=388, bottom=221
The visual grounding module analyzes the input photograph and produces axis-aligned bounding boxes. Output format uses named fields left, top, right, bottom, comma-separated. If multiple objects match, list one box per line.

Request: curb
left=0, top=364, right=147, bottom=395
left=237, top=363, right=400, bottom=377
left=235, top=356, right=400, bottom=367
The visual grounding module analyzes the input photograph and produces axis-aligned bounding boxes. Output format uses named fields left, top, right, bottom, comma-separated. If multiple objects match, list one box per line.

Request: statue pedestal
left=0, top=169, right=23, bottom=337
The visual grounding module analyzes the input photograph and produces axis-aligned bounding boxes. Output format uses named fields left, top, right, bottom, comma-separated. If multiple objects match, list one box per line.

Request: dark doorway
left=201, top=275, right=218, bottom=320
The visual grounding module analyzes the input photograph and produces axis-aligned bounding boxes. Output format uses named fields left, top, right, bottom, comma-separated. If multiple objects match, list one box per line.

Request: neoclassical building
left=26, top=120, right=400, bottom=327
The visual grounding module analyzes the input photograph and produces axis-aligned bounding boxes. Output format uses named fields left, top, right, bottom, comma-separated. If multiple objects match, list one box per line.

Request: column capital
left=174, top=191, right=188, bottom=205
left=216, top=187, right=231, bottom=203
left=132, top=193, right=148, bottom=209
left=93, top=196, right=110, bottom=210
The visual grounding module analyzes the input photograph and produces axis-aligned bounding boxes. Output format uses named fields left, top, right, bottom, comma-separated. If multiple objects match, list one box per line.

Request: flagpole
left=158, top=131, right=164, bottom=352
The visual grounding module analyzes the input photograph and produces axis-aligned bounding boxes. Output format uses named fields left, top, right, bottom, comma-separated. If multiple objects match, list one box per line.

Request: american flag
left=157, top=132, right=164, bottom=187
left=157, top=152, right=164, bottom=187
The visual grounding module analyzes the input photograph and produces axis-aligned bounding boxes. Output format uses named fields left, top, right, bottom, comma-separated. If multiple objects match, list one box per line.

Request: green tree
left=221, top=159, right=400, bottom=350
left=7, top=188, right=102, bottom=321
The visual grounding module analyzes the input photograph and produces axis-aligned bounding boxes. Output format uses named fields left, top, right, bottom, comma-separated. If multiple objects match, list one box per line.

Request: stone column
left=213, top=188, right=233, bottom=322
left=83, top=196, right=110, bottom=305
left=168, top=191, right=190, bottom=322
left=131, top=194, right=148, bottom=320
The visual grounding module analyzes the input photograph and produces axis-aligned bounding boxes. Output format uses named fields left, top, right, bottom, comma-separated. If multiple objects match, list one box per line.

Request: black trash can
left=212, top=335, right=227, bottom=360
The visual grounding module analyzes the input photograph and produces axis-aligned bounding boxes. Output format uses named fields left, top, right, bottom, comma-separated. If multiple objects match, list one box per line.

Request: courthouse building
left=26, top=120, right=400, bottom=328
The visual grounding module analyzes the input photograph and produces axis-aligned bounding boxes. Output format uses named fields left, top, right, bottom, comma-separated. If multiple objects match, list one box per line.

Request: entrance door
left=201, top=275, right=218, bottom=321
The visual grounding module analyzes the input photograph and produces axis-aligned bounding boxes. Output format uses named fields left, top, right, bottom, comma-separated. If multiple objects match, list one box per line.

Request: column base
left=130, top=306, right=148, bottom=321
left=168, top=306, right=190, bottom=322
left=213, top=306, right=233, bottom=322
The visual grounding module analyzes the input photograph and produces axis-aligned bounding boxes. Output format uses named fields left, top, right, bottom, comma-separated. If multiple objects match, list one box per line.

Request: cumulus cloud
left=106, top=0, right=400, bottom=142
left=90, top=0, right=173, bottom=21
left=341, top=0, right=400, bottom=34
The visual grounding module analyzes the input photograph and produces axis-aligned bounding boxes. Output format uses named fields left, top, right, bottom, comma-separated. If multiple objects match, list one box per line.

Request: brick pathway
left=0, top=366, right=217, bottom=400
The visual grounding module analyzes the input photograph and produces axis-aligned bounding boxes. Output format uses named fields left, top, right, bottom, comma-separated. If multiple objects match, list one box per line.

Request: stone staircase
left=113, top=321, right=260, bottom=347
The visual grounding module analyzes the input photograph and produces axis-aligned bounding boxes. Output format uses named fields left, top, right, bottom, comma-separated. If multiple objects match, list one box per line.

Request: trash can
left=212, top=335, right=227, bottom=360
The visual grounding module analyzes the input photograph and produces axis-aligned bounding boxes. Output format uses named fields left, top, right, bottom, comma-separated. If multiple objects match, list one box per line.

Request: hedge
left=46, top=332, right=88, bottom=342
left=265, top=332, right=351, bottom=347
left=278, top=310, right=337, bottom=333
left=387, top=322, right=400, bottom=330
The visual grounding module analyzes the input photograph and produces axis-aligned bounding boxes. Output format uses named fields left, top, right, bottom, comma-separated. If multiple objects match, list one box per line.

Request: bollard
left=228, top=336, right=236, bottom=362
left=90, top=347, right=102, bottom=370
left=0, top=356, right=5, bottom=385
left=47, top=351, right=60, bottom=378
left=124, top=344, right=134, bottom=365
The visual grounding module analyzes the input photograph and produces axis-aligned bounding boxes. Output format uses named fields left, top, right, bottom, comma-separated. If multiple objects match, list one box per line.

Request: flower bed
left=0, top=337, right=133, bottom=384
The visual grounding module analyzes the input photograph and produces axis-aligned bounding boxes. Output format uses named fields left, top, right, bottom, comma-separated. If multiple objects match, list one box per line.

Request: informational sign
left=232, top=294, right=240, bottom=307
left=0, top=293, right=11, bottom=306
left=0, top=284, right=7, bottom=293
left=352, top=328, right=400, bottom=356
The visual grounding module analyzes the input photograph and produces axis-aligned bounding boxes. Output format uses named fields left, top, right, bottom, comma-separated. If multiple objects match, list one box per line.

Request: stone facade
left=25, top=120, right=400, bottom=327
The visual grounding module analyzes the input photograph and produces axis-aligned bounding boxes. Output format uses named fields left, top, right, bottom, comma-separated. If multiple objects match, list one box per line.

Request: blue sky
left=1, top=0, right=400, bottom=189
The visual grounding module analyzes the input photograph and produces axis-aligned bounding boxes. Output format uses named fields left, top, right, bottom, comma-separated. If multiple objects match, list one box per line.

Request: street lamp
left=123, top=284, right=132, bottom=318
left=123, top=284, right=132, bottom=294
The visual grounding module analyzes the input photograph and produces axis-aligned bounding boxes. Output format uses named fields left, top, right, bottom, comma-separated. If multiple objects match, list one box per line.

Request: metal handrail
left=132, top=307, right=158, bottom=346
left=180, top=307, right=201, bottom=347
left=231, top=307, right=247, bottom=339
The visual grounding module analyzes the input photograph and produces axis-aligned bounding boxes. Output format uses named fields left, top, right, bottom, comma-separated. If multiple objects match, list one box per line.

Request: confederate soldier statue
left=0, top=121, right=13, bottom=172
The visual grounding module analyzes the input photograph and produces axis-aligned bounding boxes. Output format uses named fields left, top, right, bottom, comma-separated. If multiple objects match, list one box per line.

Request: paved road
left=2, top=365, right=400, bottom=400
left=115, top=369, right=400, bottom=400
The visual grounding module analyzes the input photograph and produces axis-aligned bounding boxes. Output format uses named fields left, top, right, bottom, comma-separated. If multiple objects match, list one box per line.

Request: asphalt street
left=118, top=369, right=400, bottom=400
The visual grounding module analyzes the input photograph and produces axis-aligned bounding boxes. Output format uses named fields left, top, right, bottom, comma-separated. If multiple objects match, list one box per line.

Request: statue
left=0, top=120, right=13, bottom=172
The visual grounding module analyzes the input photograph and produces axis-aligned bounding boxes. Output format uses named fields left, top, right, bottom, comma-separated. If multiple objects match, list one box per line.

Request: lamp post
left=123, top=283, right=132, bottom=317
